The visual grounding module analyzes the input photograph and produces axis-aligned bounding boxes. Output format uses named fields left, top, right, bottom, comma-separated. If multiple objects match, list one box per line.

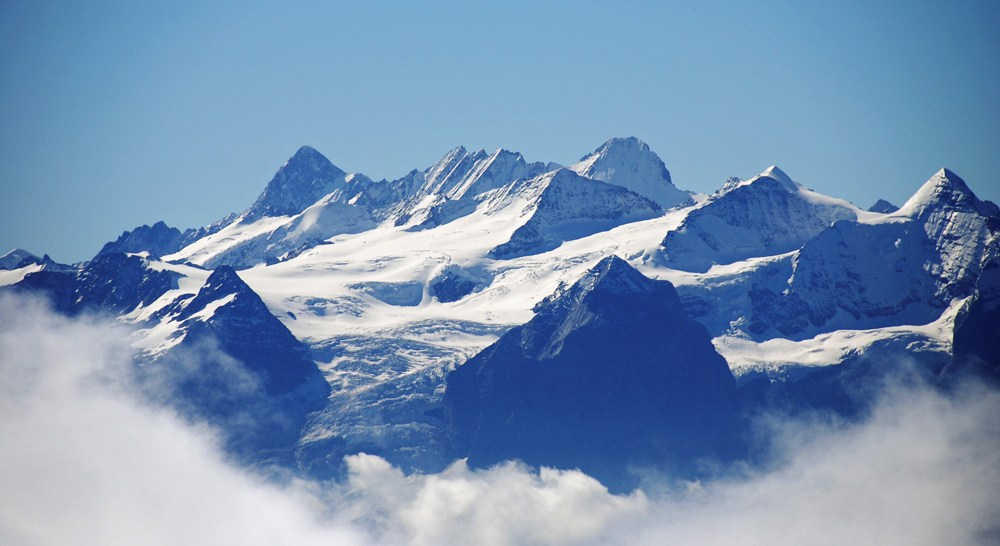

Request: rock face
left=660, top=166, right=858, bottom=272
left=242, top=145, right=349, bottom=222
left=445, top=256, right=740, bottom=491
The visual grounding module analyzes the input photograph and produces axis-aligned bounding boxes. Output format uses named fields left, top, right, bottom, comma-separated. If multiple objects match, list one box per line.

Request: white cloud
left=0, top=295, right=365, bottom=546
left=1, top=292, right=998, bottom=546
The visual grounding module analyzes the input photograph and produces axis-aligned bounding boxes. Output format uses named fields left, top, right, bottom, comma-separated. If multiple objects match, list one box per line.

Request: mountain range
left=3, top=136, right=997, bottom=491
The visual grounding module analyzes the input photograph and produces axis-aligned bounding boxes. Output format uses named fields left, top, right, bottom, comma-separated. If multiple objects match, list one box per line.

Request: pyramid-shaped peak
left=203, top=265, right=247, bottom=293
left=741, top=165, right=799, bottom=193
left=285, top=145, right=340, bottom=170
left=897, top=168, right=993, bottom=218
left=282, top=145, right=342, bottom=172
left=583, top=255, right=661, bottom=295
left=761, top=165, right=792, bottom=184
left=868, top=199, right=899, bottom=214
left=535, top=255, right=668, bottom=314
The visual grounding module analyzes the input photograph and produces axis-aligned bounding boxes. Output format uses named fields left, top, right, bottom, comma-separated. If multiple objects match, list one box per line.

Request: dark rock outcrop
left=445, top=256, right=741, bottom=491
left=143, top=265, right=332, bottom=466
left=868, top=199, right=899, bottom=214
left=9, top=252, right=179, bottom=316
left=242, top=146, right=348, bottom=222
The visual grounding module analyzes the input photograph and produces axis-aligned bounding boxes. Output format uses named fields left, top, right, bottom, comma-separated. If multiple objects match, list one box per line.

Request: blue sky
left=2, top=0, right=998, bottom=263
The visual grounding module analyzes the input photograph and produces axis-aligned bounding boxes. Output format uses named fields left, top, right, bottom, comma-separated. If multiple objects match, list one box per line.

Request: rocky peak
left=868, top=199, right=900, bottom=214
left=96, top=221, right=186, bottom=259
left=534, top=255, right=667, bottom=315
left=242, top=146, right=347, bottom=222
left=176, top=265, right=246, bottom=320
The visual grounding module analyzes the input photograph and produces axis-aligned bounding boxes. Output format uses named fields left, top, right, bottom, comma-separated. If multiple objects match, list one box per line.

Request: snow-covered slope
left=672, top=169, right=1000, bottom=342
left=659, top=166, right=860, bottom=272
left=488, top=168, right=663, bottom=259
left=163, top=145, right=563, bottom=269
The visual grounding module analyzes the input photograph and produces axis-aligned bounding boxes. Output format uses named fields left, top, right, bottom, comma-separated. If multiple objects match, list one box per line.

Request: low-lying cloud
left=1, top=293, right=998, bottom=546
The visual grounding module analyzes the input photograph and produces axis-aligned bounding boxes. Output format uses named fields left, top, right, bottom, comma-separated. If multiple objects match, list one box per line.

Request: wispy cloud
left=1, top=293, right=997, bottom=546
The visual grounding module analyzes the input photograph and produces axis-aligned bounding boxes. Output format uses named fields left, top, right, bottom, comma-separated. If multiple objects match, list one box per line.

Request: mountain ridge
left=4, top=137, right=997, bottom=492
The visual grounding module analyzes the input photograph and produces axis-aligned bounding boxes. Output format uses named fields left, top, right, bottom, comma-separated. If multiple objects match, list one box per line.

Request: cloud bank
left=1, top=293, right=998, bottom=546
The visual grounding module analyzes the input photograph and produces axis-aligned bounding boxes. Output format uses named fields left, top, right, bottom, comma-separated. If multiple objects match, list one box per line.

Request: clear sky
left=2, top=0, right=998, bottom=263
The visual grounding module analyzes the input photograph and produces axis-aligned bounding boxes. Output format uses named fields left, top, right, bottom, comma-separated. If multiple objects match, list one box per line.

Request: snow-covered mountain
left=659, top=166, right=861, bottom=273
left=4, top=138, right=998, bottom=488
left=0, top=248, right=38, bottom=270
left=569, top=136, right=692, bottom=209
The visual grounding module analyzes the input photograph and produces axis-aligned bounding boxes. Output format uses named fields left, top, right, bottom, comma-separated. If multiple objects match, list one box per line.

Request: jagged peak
left=717, top=176, right=744, bottom=195
left=488, top=147, right=523, bottom=162
left=427, top=145, right=468, bottom=173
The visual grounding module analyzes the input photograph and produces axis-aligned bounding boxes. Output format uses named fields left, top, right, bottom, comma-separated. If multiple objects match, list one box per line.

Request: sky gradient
left=2, top=0, right=998, bottom=263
